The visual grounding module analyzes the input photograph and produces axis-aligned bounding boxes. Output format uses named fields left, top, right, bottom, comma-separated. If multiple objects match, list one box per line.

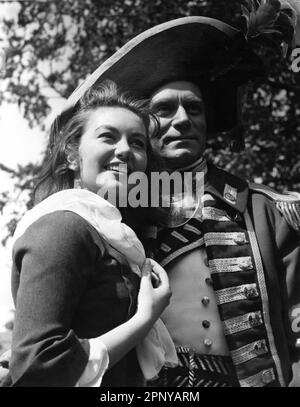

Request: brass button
left=248, top=313, right=261, bottom=327
left=234, top=235, right=247, bottom=245
left=203, top=338, right=213, bottom=348
left=262, top=369, right=274, bottom=385
left=244, top=286, right=258, bottom=299
left=202, top=320, right=210, bottom=329
left=201, top=296, right=210, bottom=306
left=254, top=341, right=267, bottom=355
left=205, top=277, right=213, bottom=287
left=239, top=259, right=252, bottom=271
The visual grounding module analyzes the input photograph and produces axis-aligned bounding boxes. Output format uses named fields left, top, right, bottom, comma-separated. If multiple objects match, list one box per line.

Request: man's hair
left=34, top=80, right=156, bottom=203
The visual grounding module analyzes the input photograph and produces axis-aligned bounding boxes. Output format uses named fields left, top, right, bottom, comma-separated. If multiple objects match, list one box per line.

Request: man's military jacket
left=148, top=164, right=300, bottom=387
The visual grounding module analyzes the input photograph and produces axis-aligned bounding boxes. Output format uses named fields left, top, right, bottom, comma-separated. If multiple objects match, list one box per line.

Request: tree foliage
left=0, top=0, right=300, bottom=243
left=0, top=162, right=40, bottom=245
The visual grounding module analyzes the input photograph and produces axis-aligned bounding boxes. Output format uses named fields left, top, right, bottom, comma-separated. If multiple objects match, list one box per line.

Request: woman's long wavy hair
left=34, top=80, right=158, bottom=204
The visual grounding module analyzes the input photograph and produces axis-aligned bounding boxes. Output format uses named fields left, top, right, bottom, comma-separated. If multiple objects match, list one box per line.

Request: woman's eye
left=97, top=132, right=115, bottom=140
left=131, top=138, right=146, bottom=149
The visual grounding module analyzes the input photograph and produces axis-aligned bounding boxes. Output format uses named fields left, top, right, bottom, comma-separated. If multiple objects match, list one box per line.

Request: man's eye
left=186, top=103, right=203, bottom=115
left=153, top=104, right=173, bottom=117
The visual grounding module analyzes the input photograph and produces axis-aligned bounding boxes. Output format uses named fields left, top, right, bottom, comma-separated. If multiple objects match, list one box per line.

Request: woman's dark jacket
left=10, top=210, right=142, bottom=387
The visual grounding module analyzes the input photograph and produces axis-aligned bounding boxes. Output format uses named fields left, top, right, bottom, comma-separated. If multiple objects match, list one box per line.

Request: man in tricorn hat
left=51, top=15, right=300, bottom=387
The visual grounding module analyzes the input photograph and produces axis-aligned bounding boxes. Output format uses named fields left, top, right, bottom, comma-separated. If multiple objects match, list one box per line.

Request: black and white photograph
left=0, top=0, right=300, bottom=389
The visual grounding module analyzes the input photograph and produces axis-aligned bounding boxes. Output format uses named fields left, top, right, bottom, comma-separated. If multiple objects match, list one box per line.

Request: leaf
left=268, top=0, right=281, bottom=13
left=274, top=11, right=296, bottom=44
left=280, top=6, right=297, bottom=27
left=279, top=0, right=300, bottom=45
left=281, top=41, right=289, bottom=57
left=238, top=15, right=250, bottom=35
left=253, top=0, right=262, bottom=10
left=243, top=0, right=255, bottom=12
left=246, top=0, right=282, bottom=37
left=281, top=6, right=297, bottom=24
left=256, top=2, right=280, bottom=27
left=241, top=4, right=251, bottom=20
left=257, top=27, right=283, bottom=34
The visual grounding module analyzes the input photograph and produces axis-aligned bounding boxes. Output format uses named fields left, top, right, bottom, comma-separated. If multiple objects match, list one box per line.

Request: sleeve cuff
left=76, top=338, right=109, bottom=387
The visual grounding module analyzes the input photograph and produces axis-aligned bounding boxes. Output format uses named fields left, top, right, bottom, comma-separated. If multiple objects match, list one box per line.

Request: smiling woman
left=77, top=106, right=148, bottom=202
left=34, top=81, right=152, bottom=204
left=4, top=80, right=176, bottom=387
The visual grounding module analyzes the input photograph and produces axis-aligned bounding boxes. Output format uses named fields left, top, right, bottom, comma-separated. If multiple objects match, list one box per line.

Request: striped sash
left=151, top=193, right=283, bottom=387
left=147, top=348, right=239, bottom=387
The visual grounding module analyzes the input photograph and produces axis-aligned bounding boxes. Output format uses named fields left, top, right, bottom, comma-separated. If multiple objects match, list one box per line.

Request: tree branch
left=0, top=163, right=18, bottom=177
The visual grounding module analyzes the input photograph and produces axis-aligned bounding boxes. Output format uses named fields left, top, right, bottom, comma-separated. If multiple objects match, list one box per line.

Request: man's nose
left=115, top=137, right=131, bottom=161
left=172, top=105, right=191, bottom=130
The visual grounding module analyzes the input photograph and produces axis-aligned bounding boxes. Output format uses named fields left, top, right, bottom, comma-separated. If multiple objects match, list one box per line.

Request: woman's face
left=78, top=106, right=148, bottom=204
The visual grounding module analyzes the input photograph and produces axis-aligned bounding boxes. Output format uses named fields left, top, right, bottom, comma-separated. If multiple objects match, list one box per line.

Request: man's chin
left=161, top=149, right=202, bottom=169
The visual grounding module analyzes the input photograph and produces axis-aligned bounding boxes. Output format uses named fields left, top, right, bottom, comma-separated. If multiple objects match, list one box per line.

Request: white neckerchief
left=12, top=188, right=178, bottom=381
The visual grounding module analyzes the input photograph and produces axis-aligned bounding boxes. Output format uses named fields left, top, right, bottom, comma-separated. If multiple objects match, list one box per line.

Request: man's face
left=150, top=81, right=207, bottom=169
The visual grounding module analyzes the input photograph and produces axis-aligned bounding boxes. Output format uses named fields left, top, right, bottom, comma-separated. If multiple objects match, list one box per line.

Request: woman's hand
left=137, top=258, right=172, bottom=322
left=0, top=349, right=11, bottom=369
left=0, top=350, right=11, bottom=386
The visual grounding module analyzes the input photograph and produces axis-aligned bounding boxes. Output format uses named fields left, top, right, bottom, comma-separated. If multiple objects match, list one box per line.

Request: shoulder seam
left=249, top=182, right=300, bottom=202
left=275, top=201, right=300, bottom=232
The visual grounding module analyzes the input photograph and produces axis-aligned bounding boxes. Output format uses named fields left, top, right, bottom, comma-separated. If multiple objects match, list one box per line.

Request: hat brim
left=55, top=16, right=264, bottom=134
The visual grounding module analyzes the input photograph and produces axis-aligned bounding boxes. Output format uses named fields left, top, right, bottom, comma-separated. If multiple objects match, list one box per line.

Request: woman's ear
left=67, top=157, right=79, bottom=171
left=66, top=149, right=82, bottom=188
left=66, top=146, right=80, bottom=171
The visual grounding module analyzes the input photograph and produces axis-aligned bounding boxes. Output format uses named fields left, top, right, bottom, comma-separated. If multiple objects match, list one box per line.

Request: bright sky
left=0, top=2, right=66, bottom=329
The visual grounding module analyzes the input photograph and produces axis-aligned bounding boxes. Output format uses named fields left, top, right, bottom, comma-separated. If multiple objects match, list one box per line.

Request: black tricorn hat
left=52, top=16, right=264, bottom=137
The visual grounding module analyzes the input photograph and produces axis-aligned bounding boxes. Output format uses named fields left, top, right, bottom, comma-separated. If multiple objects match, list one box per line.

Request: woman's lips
left=104, top=163, right=132, bottom=175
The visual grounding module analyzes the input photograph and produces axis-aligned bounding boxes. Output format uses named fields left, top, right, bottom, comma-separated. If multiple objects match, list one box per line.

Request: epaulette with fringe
left=249, top=183, right=300, bottom=232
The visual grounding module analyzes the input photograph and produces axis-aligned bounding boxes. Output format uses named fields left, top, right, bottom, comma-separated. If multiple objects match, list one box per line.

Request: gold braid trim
left=249, top=183, right=300, bottom=232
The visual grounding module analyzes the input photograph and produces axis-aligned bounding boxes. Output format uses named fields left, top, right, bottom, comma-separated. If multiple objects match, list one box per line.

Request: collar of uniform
left=178, top=156, right=207, bottom=172
left=177, top=157, right=209, bottom=184
left=205, top=163, right=249, bottom=213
